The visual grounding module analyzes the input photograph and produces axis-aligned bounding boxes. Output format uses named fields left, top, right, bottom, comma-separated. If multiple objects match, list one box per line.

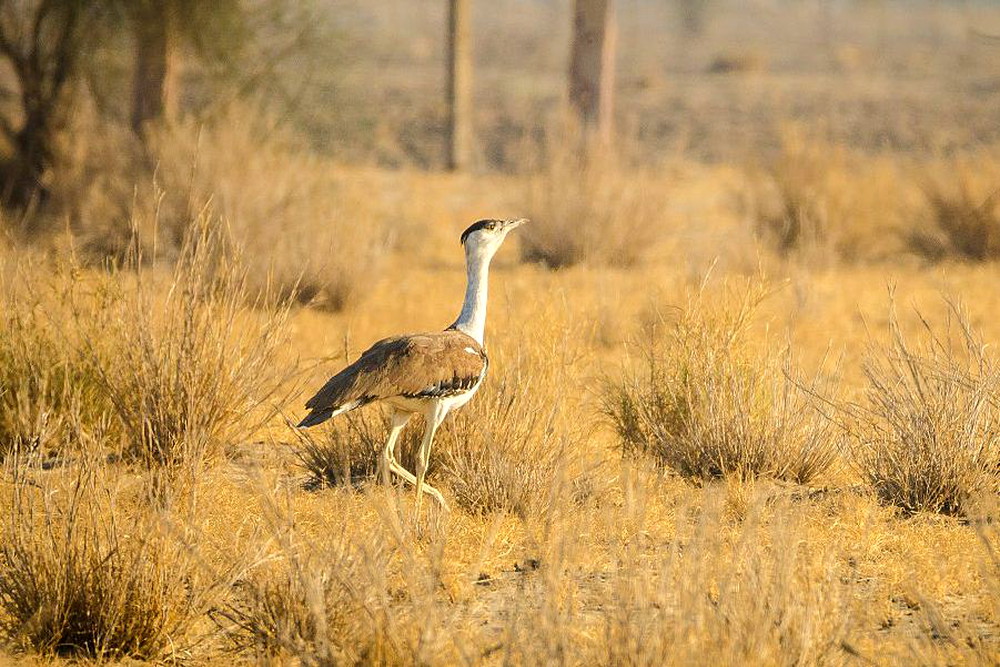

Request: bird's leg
left=414, top=403, right=449, bottom=512
left=381, top=411, right=412, bottom=487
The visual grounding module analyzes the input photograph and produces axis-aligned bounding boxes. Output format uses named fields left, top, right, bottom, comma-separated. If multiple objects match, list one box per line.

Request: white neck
left=451, top=247, right=492, bottom=344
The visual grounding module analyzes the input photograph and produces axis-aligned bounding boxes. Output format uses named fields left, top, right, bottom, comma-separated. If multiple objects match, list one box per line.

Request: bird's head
left=460, top=218, right=528, bottom=261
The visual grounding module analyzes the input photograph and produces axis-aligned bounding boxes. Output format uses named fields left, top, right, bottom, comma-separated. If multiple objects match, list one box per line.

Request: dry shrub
left=293, top=410, right=420, bottom=490
left=218, top=495, right=452, bottom=664
left=82, top=216, right=292, bottom=469
left=845, top=301, right=1000, bottom=516
left=0, top=456, right=230, bottom=660
left=907, top=153, right=1000, bottom=262
left=0, top=258, right=111, bottom=460
left=437, top=371, right=564, bottom=517
left=520, top=130, right=667, bottom=268
left=147, top=106, right=389, bottom=310
left=435, top=319, right=581, bottom=517
left=600, top=493, right=854, bottom=665
left=745, top=132, right=906, bottom=262
left=604, top=279, right=839, bottom=483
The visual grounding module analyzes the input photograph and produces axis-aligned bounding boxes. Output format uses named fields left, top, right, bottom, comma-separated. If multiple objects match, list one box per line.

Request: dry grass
left=519, top=130, right=670, bottom=268
left=39, top=103, right=390, bottom=312
left=0, top=306, right=92, bottom=460
left=292, top=417, right=382, bottom=490
left=437, top=366, right=567, bottom=518
left=907, top=153, right=1000, bottom=262
left=0, top=454, right=233, bottom=660
left=604, top=278, right=840, bottom=484
left=599, top=492, right=853, bottom=665
left=845, top=300, right=1000, bottom=516
left=744, top=132, right=910, bottom=263
left=0, top=259, right=112, bottom=461
left=146, top=107, right=391, bottom=310
left=292, top=409, right=421, bottom=490
left=216, top=536, right=387, bottom=662
left=5, top=112, right=1000, bottom=665
left=215, top=488, right=459, bottom=665
left=80, top=216, right=293, bottom=471
left=2, top=2, right=1000, bottom=661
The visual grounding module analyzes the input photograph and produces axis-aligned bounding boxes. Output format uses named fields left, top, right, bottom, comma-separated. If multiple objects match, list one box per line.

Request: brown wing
left=298, top=330, right=487, bottom=427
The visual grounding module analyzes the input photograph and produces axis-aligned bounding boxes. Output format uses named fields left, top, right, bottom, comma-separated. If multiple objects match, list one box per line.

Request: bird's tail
left=297, top=407, right=334, bottom=428
left=296, top=399, right=364, bottom=428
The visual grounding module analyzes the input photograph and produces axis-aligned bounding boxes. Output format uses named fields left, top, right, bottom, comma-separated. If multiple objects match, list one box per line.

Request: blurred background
left=1, top=0, right=1000, bottom=294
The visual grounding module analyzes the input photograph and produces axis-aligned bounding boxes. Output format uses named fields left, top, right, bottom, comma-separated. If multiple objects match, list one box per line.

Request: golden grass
left=3, top=126, right=1000, bottom=662
left=0, top=454, right=236, bottom=660
left=519, top=131, right=671, bottom=268
left=436, top=342, right=577, bottom=518
left=604, top=277, right=840, bottom=484
left=0, top=258, right=112, bottom=461
left=146, top=107, right=392, bottom=311
left=79, top=217, right=294, bottom=473
left=844, top=299, right=1000, bottom=516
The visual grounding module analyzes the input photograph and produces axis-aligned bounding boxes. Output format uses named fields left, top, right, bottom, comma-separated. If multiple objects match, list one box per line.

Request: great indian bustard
left=297, top=218, right=527, bottom=510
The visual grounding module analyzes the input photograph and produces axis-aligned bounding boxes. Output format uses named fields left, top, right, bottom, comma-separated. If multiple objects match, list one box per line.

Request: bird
left=297, top=217, right=527, bottom=511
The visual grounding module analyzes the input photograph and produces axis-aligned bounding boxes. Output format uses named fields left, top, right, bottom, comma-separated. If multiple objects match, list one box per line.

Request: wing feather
left=300, top=330, right=487, bottom=426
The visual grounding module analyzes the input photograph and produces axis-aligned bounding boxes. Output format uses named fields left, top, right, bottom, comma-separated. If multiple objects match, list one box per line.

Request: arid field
left=1, top=1, right=1000, bottom=665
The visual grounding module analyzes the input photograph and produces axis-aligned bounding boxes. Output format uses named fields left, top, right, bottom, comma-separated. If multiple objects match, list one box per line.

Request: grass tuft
left=0, top=456, right=230, bottom=660
left=438, top=373, right=564, bottom=517
left=520, top=130, right=667, bottom=268
left=0, top=259, right=112, bottom=461
left=293, top=410, right=420, bottom=490
left=907, top=156, right=1000, bottom=262
left=436, top=319, right=581, bottom=516
left=604, top=279, right=840, bottom=484
left=82, top=214, right=292, bottom=469
left=845, top=299, right=1000, bottom=516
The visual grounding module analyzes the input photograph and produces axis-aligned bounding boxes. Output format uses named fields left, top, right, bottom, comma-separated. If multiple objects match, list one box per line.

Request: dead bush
left=744, top=133, right=906, bottom=262
left=0, top=457, right=231, bottom=660
left=293, top=410, right=420, bottom=490
left=844, top=300, right=1000, bottom=516
left=82, top=215, right=292, bottom=469
left=603, top=279, right=840, bottom=484
left=907, top=156, right=1000, bottom=262
left=520, top=130, right=667, bottom=268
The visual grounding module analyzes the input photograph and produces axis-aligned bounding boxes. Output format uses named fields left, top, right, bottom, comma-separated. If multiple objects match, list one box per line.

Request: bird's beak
left=505, top=218, right=529, bottom=231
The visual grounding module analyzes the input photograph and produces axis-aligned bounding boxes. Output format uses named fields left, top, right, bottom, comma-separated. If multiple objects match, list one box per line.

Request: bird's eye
left=488, top=221, right=498, bottom=230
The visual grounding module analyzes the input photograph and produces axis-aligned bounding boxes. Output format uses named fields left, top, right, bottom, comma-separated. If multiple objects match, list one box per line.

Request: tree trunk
left=445, top=0, right=473, bottom=170
left=568, top=0, right=616, bottom=144
left=3, top=111, right=55, bottom=208
left=0, top=3, right=84, bottom=208
left=130, top=3, right=176, bottom=136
